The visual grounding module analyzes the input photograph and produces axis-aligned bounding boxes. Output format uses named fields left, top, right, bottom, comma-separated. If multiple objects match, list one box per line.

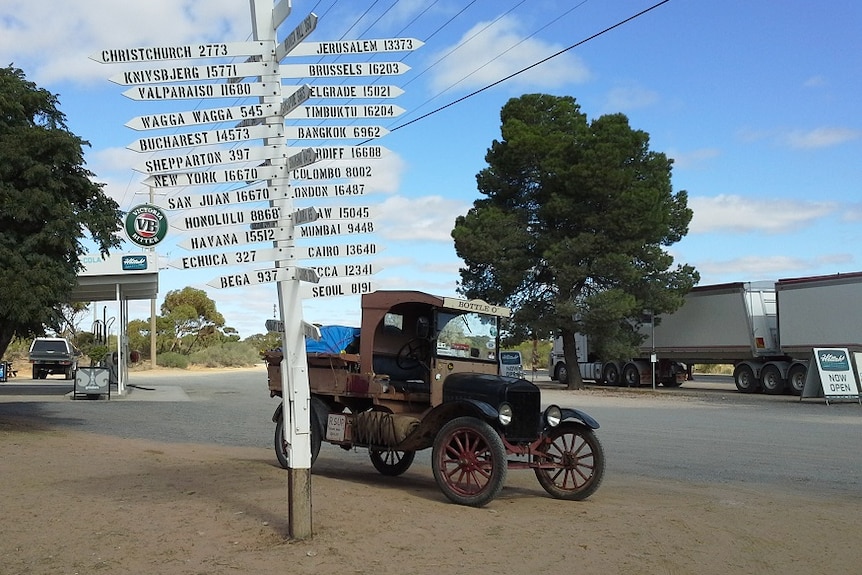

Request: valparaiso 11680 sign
left=125, top=204, right=169, bottom=247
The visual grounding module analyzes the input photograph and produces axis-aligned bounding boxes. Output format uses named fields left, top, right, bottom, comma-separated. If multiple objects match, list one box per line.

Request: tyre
left=622, top=364, right=640, bottom=387
left=534, top=423, right=605, bottom=501
left=32, top=365, right=38, bottom=380
left=787, top=364, right=807, bottom=396
left=733, top=364, right=758, bottom=393
left=432, top=417, right=507, bottom=507
left=602, top=363, right=620, bottom=387
left=760, top=364, right=786, bottom=395
left=369, top=449, right=415, bottom=476
left=274, top=404, right=323, bottom=470
left=555, top=363, right=569, bottom=385
left=65, top=366, right=74, bottom=380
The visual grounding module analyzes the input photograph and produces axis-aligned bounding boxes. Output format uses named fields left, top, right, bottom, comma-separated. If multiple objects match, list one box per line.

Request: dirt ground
left=1, top=407, right=859, bottom=575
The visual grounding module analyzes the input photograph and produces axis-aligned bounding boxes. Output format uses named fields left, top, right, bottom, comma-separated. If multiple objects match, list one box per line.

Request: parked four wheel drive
left=265, top=290, right=605, bottom=508
left=28, top=337, right=79, bottom=380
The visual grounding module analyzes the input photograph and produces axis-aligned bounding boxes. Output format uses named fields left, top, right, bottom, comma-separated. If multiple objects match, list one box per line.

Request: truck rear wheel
left=602, top=363, right=620, bottom=386
left=534, top=423, right=605, bottom=501
left=432, top=417, right=507, bottom=507
left=733, top=364, right=758, bottom=393
left=760, top=365, right=786, bottom=395
left=787, top=364, right=807, bottom=396
left=622, top=364, right=640, bottom=387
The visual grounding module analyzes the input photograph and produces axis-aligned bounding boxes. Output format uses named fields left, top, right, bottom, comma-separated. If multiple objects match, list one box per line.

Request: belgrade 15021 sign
left=125, top=204, right=169, bottom=247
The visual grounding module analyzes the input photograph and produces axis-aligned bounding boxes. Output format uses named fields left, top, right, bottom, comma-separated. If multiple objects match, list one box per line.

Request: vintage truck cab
left=266, top=290, right=605, bottom=507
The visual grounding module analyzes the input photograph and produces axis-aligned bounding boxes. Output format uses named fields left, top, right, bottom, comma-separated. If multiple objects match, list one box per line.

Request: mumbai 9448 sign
left=125, top=204, right=169, bottom=247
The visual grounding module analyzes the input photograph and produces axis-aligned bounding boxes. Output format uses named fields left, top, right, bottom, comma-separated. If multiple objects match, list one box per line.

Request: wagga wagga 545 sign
left=125, top=204, right=169, bottom=247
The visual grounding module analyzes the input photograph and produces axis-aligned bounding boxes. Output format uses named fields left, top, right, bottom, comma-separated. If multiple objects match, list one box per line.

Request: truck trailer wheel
left=432, top=417, right=507, bottom=507
left=760, top=365, right=786, bottom=395
left=733, top=364, right=758, bottom=393
left=787, top=364, right=807, bottom=396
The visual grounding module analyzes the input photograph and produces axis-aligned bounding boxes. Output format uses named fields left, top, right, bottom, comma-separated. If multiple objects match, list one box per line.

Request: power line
left=388, top=0, right=673, bottom=135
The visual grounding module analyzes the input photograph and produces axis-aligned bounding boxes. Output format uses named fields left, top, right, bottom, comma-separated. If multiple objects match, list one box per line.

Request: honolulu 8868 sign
left=125, top=204, right=168, bottom=247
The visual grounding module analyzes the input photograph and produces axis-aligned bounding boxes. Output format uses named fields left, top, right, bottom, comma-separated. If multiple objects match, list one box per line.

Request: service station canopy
left=74, top=252, right=159, bottom=302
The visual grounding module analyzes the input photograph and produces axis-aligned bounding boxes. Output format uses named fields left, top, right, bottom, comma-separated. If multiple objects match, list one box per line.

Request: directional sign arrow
left=167, top=246, right=292, bottom=270
left=283, top=125, right=390, bottom=140
left=313, top=206, right=375, bottom=220
left=133, top=145, right=283, bottom=174
left=170, top=205, right=284, bottom=231
left=128, top=123, right=282, bottom=153
left=291, top=164, right=374, bottom=181
left=177, top=224, right=293, bottom=251
left=153, top=184, right=288, bottom=210
left=126, top=103, right=276, bottom=131
left=285, top=38, right=424, bottom=57
left=292, top=182, right=368, bottom=199
left=276, top=12, right=319, bottom=60
left=283, top=84, right=405, bottom=99
left=293, top=206, right=319, bottom=226
left=305, top=262, right=382, bottom=280
left=123, top=81, right=280, bottom=101
left=286, top=147, right=318, bottom=171
left=279, top=61, right=410, bottom=78
left=280, top=84, right=312, bottom=116
left=110, top=61, right=278, bottom=85
left=284, top=104, right=405, bottom=120
left=300, top=280, right=378, bottom=299
left=286, top=145, right=390, bottom=161
left=143, top=164, right=285, bottom=188
left=207, top=266, right=321, bottom=289
left=90, top=41, right=275, bottom=64
left=295, top=220, right=375, bottom=239
left=296, top=242, right=382, bottom=259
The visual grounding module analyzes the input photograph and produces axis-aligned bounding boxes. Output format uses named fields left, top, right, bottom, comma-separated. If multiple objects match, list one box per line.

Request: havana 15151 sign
left=125, top=204, right=169, bottom=247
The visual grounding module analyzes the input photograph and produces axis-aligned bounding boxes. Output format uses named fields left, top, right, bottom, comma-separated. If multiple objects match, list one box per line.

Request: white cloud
left=694, top=253, right=855, bottom=281
left=603, top=85, right=659, bottom=112
left=376, top=195, right=472, bottom=241
left=1, top=0, right=251, bottom=85
left=782, top=127, right=861, bottom=149
left=427, top=15, right=590, bottom=94
left=667, top=147, right=720, bottom=170
left=689, top=195, right=836, bottom=234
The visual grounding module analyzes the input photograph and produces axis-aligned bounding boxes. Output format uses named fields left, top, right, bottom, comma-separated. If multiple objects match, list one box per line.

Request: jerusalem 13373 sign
left=125, top=203, right=169, bottom=247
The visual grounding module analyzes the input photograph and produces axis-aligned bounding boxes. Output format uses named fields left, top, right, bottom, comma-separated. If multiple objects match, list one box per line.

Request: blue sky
left=3, top=0, right=861, bottom=338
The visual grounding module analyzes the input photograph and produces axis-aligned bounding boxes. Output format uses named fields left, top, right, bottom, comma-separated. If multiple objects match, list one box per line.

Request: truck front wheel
left=432, top=417, right=507, bottom=507
left=534, top=423, right=605, bottom=501
left=555, top=363, right=569, bottom=385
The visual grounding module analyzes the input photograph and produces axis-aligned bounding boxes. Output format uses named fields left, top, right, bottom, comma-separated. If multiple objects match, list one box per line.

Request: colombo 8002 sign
left=125, top=204, right=169, bottom=247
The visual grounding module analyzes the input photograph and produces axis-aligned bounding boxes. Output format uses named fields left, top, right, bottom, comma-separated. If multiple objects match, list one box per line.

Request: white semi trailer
left=549, top=272, right=862, bottom=394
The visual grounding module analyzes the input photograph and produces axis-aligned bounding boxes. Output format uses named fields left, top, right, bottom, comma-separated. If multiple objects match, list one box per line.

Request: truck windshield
left=435, top=311, right=498, bottom=362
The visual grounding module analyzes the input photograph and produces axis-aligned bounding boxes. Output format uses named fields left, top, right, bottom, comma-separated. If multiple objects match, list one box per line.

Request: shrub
left=158, top=352, right=189, bottom=369
left=188, top=341, right=260, bottom=368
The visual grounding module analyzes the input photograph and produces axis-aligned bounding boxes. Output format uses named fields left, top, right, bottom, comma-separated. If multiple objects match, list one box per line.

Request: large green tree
left=160, top=287, right=229, bottom=354
left=0, top=66, right=122, bottom=358
left=452, top=94, right=699, bottom=388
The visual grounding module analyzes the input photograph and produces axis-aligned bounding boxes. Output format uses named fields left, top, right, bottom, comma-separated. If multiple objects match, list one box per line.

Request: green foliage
left=160, top=287, right=233, bottom=354
left=244, top=331, right=284, bottom=353
left=0, top=65, right=122, bottom=359
left=188, top=341, right=261, bottom=368
left=157, top=352, right=189, bottom=369
left=453, top=94, right=700, bottom=383
left=505, top=339, right=553, bottom=369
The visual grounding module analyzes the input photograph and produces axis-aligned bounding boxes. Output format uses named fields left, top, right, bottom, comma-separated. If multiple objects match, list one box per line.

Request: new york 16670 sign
left=125, top=204, right=169, bottom=247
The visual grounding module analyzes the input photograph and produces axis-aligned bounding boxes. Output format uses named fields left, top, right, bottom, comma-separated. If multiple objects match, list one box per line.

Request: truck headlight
left=544, top=405, right=562, bottom=427
left=498, top=402, right=513, bottom=426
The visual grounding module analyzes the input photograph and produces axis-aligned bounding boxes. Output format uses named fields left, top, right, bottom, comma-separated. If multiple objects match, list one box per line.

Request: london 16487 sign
left=125, top=204, right=169, bottom=247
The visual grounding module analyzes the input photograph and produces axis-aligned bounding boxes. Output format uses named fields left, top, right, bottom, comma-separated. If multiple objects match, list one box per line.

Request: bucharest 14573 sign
left=125, top=204, right=169, bottom=247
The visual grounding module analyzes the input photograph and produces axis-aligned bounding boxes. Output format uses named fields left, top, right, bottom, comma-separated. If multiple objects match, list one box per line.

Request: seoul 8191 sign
left=125, top=204, right=169, bottom=247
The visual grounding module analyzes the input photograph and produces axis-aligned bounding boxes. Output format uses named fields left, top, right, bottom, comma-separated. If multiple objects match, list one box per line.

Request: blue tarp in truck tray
left=305, top=325, right=360, bottom=354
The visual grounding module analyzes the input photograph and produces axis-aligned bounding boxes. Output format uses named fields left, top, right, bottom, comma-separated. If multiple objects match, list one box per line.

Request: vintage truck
left=28, top=337, right=78, bottom=380
left=265, top=290, right=605, bottom=507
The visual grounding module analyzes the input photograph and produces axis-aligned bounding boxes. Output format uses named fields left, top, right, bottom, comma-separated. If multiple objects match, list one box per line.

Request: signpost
left=94, top=0, right=416, bottom=540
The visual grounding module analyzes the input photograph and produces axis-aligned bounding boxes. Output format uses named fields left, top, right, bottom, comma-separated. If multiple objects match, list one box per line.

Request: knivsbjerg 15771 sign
left=125, top=204, right=169, bottom=247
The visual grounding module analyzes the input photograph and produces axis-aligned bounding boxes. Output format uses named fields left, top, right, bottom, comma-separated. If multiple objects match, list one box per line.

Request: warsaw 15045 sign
left=125, top=204, right=169, bottom=247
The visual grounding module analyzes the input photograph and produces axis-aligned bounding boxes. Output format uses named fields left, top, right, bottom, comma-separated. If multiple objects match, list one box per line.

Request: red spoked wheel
left=432, top=417, right=507, bottom=507
left=534, top=423, right=605, bottom=500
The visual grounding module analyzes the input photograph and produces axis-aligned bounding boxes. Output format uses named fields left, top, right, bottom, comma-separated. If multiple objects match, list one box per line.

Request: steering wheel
left=396, top=339, right=431, bottom=371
